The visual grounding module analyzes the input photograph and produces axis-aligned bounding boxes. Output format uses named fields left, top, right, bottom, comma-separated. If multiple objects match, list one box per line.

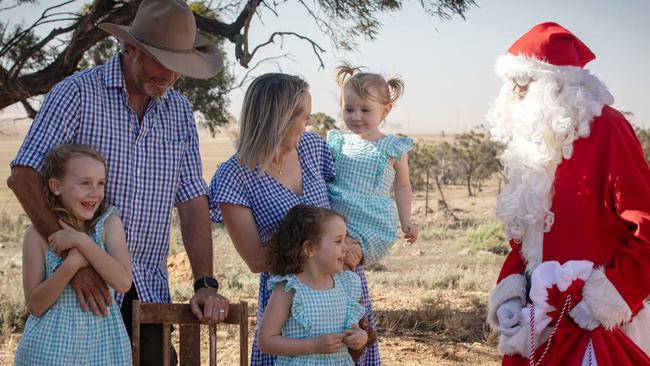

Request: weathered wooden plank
left=179, top=324, right=201, bottom=366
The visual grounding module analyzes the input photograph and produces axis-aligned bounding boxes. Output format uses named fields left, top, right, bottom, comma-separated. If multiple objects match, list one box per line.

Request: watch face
left=194, top=276, right=219, bottom=292
left=204, top=277, right=218, bottom=289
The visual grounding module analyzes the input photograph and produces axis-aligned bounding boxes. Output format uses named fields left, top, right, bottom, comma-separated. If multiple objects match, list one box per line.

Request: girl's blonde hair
left=335, top=63, right=405, bottom=106
left=42, top=144, right=108, bottom=233
left=237, top=73, right=309, bottom=170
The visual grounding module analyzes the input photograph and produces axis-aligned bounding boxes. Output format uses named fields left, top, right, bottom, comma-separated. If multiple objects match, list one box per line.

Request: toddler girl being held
left=328, top=64, right=418, bottom=264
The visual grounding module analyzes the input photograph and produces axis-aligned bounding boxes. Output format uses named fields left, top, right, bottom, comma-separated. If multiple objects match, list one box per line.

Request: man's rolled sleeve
left=174, top=117, right=208, bottom=205
left=11, top=79, right=80, bottom=172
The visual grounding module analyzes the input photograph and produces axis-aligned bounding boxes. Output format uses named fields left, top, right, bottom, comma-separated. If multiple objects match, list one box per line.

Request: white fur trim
left=496, top=54, right=614, bottom=108
left=498, top=322, right=530, bottom=356
left=582, top=268, right=632, bottom=329
left=497, top=321, right=553, bottom=357
left=526, top=260, right=594, bottom=334
left=621, top=303, right=650, bottom=356
left=488, top=274, right=526, bottom=329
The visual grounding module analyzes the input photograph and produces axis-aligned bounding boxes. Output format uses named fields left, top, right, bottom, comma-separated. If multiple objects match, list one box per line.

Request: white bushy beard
left=487, top=71, right=612, bottom=272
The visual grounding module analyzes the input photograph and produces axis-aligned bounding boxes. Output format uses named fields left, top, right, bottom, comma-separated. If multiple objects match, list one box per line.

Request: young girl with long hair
left=14, top=144, right=132, bottom=365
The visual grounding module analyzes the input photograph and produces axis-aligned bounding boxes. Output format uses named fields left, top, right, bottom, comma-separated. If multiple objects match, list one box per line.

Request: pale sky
left=2, top=0, right=649, bottom=133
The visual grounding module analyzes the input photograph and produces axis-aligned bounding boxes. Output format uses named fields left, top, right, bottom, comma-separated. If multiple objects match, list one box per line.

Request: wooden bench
left=132, top=300, right=248, bottom=366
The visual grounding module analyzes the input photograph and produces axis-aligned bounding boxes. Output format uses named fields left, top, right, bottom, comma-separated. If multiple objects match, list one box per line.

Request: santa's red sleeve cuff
left=583, top=268, right=632, bottom=329
left=488, top=273, right=527, bottom=329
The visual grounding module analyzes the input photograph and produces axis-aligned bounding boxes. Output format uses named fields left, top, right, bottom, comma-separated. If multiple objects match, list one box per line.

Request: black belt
left=525, top=272, right=532, bottom=304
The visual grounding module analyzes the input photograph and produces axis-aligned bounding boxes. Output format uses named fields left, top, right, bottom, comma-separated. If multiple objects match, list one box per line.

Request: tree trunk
left=435, top=174, right=448, bottom=211
left=21, top=100, right=37, bottom=119
left=425, top=168, right=430, bottom=220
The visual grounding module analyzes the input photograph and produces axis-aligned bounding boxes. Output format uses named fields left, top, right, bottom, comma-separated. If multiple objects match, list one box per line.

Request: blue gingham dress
left=14, top=207, right=131, bottom=365
left=327, top=130, right=413, bottom=263
left=268, top=271, right=366, bottom=366
left=209, top=131, right=381, bottom=365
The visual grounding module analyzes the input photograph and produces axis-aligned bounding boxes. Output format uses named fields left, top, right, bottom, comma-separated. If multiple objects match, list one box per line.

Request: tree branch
left=226, top=53, right=291, bottom=92
left=249, top=31, right=326, bottom=70
left=0, top=0, right=77, bottom=57
left=0, top=0, right=139, bottom=109
left=8, top=23, right=77, bottom=77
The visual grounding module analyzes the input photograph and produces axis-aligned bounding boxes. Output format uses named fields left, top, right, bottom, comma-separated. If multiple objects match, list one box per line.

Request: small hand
left=65, top=248, right=89, bottom=271
left=497, top=298, right=523, bottom=336
left=343, top=324, right=368, bottom=350
left=344, top=236, right=362, bottom=270
left=70, top=266, right=112, bottom=317
left=314, top=332, right=345, bottom=354
left=402, top=222, right=418, bottom=244
left=190, top=287, right=230, bottom=323
left=569, top=299, right=599, bottom=331
left=48, top=219, right=84, bottom=255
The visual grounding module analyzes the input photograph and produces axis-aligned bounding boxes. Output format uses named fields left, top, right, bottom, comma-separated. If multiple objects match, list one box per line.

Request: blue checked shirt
left=11, top=54, right=208, bottom=305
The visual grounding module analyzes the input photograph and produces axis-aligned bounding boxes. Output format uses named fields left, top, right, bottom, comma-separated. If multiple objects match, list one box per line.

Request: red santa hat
left=495, top=22, right=598, bottom=82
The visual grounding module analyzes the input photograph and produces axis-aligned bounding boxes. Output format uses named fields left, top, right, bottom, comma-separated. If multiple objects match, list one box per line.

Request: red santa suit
left=486, top=22, right=650, bottom=366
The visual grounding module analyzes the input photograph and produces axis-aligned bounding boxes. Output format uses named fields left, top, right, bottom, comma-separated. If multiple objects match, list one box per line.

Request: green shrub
left=466, top=222, right=508, bottom=255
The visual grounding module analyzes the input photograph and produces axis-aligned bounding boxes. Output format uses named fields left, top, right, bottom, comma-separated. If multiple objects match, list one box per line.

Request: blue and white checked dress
left=11, top=54, right=207, bottom=305
left=327, top=130, right=413, bottom=263
left=209, top=131, right=381, bottom=365
left=14, top=207, right=132, bottom=365
left=268, top=271, right=366, bottom=366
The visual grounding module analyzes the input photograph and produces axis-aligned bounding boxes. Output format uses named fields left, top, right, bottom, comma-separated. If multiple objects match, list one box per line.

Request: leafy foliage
left=449, top=127, right=502, bottom=196
left=634, top=125, right=650, bottom=164
left=466, top=222, right=508, bottom=255
left=309, top=112, right=338, bottom=138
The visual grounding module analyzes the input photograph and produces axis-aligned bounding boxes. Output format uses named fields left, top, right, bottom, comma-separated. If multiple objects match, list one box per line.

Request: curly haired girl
left=258, top=204, right=369, bottom=365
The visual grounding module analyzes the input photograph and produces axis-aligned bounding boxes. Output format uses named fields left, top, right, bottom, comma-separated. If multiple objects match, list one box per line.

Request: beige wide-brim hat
left=99, top=0, right=223, bottom=80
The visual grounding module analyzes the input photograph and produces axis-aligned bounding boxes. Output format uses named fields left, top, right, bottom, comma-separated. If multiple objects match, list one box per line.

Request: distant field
left=0, top=119, right=237, bottom=214
left=0, top=120, right=449, bottom=213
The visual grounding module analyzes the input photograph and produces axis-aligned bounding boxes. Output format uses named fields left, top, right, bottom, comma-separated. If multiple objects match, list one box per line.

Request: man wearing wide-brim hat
left=8, top=0, right=229, bottom=364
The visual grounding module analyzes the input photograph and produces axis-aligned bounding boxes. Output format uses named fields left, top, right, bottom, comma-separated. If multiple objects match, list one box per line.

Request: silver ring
left=219, top=309, right=225, bottom=313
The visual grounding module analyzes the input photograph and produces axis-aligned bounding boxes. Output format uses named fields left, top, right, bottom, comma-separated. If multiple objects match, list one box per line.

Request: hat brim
left=99, top=23, right=223, bottom=80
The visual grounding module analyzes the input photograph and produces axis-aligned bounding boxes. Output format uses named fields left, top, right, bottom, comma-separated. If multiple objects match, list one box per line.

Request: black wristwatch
left=193, top=276, right=219, bottom=293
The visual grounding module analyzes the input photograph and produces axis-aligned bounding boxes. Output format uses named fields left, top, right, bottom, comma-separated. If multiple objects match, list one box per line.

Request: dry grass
left=0, top=122, right=504, bottom=365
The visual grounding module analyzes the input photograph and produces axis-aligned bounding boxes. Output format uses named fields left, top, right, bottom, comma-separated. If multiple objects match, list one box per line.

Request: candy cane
left=529, top=294, right=573, bottom=366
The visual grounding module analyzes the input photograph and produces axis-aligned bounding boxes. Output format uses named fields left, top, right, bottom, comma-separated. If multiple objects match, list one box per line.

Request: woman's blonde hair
left=335, top=63, right=404, bottom=106
left=42, top=144, right=108, bottom=233
left=237, top=73, right=309, bottom=170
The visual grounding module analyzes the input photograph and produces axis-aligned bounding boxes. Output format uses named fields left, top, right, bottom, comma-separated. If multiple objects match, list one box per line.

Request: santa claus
left=486, top=22, right=650, bottom=366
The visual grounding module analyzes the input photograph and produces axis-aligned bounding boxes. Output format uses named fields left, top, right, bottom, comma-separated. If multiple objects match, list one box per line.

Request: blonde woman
left=208, top=73, right=378, bottom=365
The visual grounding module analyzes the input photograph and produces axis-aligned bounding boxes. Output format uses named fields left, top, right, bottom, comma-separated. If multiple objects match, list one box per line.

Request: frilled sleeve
left=267, top=274, right=314, bottom=336
left=336, top=271, right=367, bottom=329
left=381, top=135, right=413, bottom=161
left=318, top=133, right=336, bottom=183
left=208, top=156, right=251, bottom=223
